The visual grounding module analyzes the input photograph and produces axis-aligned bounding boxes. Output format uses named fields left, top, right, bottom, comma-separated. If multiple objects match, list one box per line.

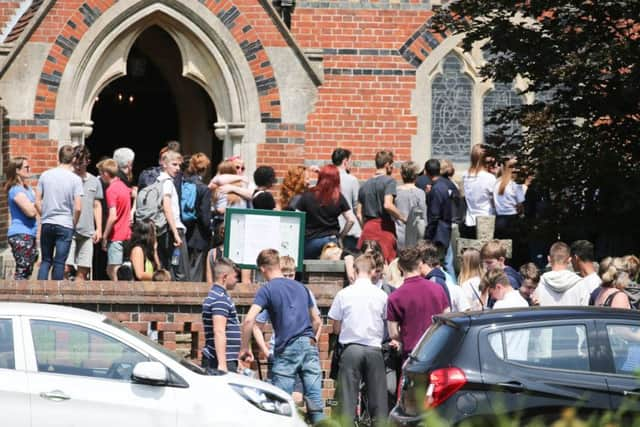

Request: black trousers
left=157, top=229, right=190, bottom=281
left=188, top=247, right=206, bottom=282
left=338, top=344, right=388, bottom=425
left=202, top=355, right=238, bottom=374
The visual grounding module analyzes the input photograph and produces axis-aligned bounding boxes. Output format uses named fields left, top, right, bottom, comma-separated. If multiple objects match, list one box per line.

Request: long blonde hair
left=498, top=157, right=517, bottom=196
left=458, top=248, right=484, bottom=284
left=467, top=144, right=486, bottom=176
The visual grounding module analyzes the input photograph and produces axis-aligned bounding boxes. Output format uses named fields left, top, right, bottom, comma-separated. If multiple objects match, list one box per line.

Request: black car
left=390, top=307, right=640, bottom=426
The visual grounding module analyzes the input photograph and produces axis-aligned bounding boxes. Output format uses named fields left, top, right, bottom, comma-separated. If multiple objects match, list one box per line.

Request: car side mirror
left=132, top=361, right=168, bottom=386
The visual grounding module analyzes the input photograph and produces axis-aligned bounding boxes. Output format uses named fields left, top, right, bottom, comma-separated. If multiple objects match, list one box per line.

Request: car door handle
left=497, top=381, right=525, bottom=392
left=40, top=390, right=71, bottom=401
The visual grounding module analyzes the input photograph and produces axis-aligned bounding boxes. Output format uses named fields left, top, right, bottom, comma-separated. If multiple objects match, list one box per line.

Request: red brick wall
left=0, top=1, right=21, bottom=32
left=0, top=2, right=447, bottom=236
left=292, top=7, right=431, bottom=176
left=0, top=276, right=343, bottom=414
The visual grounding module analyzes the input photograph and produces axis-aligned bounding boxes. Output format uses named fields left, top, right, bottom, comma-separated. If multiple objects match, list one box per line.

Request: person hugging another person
left=296, top=164, right=356, bottom=259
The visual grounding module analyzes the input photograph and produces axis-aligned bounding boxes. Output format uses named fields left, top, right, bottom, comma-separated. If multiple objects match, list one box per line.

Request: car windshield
left=411, top=321, right=458, bottom=365
left=104, top=318, right=210, bottom=376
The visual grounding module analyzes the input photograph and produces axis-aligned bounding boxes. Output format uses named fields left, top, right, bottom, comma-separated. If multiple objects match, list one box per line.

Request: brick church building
left=0, top=0, right=524, bottom=252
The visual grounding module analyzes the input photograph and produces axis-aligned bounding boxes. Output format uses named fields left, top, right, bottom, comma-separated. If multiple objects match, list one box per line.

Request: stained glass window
left=483, top=82, right=522, bottom=143
left=431, top=53, right=472, bottom=163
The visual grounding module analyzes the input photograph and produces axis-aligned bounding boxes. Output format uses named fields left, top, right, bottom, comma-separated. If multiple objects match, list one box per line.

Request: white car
left=0, top=302, right=306, bottom=427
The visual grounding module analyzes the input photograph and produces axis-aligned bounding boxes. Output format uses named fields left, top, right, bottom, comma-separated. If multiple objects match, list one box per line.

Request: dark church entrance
left=86, top=25, right=220, bottom=180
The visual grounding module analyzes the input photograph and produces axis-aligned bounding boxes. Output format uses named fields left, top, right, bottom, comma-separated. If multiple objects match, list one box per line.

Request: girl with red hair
left=297, top=164, right=357, bottom=259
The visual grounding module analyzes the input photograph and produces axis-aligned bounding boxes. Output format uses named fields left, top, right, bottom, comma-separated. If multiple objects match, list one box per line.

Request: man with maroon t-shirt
left=100, top=159, right=132, bottom=280
left=387, top=247, right=449, bottom=360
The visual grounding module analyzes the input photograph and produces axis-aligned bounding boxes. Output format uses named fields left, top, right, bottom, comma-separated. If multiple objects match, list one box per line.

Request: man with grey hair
left=113, top=147, right=136, bottom=208
left=113, top=147, right=135, bottom=186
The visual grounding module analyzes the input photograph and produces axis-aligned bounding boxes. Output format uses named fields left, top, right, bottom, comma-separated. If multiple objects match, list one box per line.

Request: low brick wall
left=0, top=263, right=346, bottom=414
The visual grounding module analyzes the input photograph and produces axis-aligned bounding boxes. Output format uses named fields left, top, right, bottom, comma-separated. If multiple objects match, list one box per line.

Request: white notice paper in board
left=224, top=208, right=305, bottom=270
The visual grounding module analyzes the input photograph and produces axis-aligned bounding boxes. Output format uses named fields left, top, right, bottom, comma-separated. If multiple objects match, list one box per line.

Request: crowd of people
left=6, top=141, right=640, bottom=425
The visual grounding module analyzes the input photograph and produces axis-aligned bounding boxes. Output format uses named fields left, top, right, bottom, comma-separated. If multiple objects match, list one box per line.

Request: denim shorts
left=107, top=241, right=124, bottom=265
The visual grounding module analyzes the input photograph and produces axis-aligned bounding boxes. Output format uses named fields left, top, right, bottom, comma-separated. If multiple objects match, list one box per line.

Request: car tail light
left=424, top=367, right=466, bottom=409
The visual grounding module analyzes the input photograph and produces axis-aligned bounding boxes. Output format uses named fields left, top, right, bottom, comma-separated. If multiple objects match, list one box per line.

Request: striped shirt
left=202, top=284, right=241, bottom=363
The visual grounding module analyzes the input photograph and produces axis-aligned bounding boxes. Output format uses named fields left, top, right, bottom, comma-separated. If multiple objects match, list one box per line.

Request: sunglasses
left=236, top=165, right=246, bottom=172
left=22, top=165, right=31, bottom=171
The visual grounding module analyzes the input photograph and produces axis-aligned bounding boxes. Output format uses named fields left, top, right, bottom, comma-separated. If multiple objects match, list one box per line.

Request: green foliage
left=433, top=0, right=640, bottom=250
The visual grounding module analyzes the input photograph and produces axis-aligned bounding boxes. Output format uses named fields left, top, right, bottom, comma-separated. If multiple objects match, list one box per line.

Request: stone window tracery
left=431, top=53, right=473, bottom=163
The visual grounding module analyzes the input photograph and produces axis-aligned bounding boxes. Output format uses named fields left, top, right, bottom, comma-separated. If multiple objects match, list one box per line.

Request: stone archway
left=86, top=25, right=220, bottom=175
left=50, top=0, right=265, bottom=172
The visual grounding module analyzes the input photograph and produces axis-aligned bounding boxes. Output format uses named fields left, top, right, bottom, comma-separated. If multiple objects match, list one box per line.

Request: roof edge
left=257, top=0, right=322, bottom=87
left=0, top=0, right=56, bottom=79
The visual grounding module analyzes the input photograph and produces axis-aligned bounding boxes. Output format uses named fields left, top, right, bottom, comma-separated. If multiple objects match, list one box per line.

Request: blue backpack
left=181, top=181, right=198, bottom=223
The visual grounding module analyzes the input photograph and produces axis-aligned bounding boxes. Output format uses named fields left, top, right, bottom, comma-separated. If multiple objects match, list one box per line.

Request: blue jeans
left=444, top=241, right=456, bottom=281
left=38, top=223, right=73, bottom=280
left=272, top=336, right=325, bottom=423
left=304, top=235, right=337, bottom=259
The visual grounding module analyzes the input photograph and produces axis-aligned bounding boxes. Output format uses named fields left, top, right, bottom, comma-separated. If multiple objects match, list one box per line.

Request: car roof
left=436, top=306, right=640, bottom=328
left=0, top=302, right=106, bottom=323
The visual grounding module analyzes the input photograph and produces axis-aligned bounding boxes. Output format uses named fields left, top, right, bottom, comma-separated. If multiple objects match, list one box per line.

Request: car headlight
left=229, top=384, right=293, bottom=417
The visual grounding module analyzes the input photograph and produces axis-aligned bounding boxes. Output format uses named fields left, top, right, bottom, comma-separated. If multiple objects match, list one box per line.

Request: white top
left=460, top=277, right=484, bottom=311
left=444, top=272, right=470, bottom=312
left=493, top=289, right=529, bottom=309
left=533, top=269, right=591, bottom=306
left=158, top=172, right=185, bottom=231
left=463, top=170, right=496, bottom=226
left=581, top=272, right=602, bottom=294
left=493, top=289, right=529, bottom=360
left=328, top=277, right=388, bottom=347
left=493, top=180, right=526, bottom=215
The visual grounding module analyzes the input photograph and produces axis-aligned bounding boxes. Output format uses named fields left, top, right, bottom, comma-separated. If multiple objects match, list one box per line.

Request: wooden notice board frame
left=223, top=208, right=306, bottom=271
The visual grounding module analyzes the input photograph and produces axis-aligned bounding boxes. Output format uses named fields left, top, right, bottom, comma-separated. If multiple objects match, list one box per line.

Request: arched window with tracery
left=430, top=53, right=473, bottom=163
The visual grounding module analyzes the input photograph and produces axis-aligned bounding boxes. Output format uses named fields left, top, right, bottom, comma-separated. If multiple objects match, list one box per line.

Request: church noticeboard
left=223, top=208, right=306, bottom=271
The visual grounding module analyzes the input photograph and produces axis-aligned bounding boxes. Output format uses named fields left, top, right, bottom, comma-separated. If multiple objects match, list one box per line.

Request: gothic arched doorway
left=86, top=25, right=220, bottom=178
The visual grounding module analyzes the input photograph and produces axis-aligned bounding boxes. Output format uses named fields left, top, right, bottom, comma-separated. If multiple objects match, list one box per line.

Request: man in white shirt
left=329, top=254, right=388, bottom=423
left=571, top=240, right=602, bottom=304
left=534, top=242, right=590, bottom=306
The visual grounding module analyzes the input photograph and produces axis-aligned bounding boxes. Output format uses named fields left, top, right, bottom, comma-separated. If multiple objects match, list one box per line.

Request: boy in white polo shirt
left=329, top=254, right=389, bottom=423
